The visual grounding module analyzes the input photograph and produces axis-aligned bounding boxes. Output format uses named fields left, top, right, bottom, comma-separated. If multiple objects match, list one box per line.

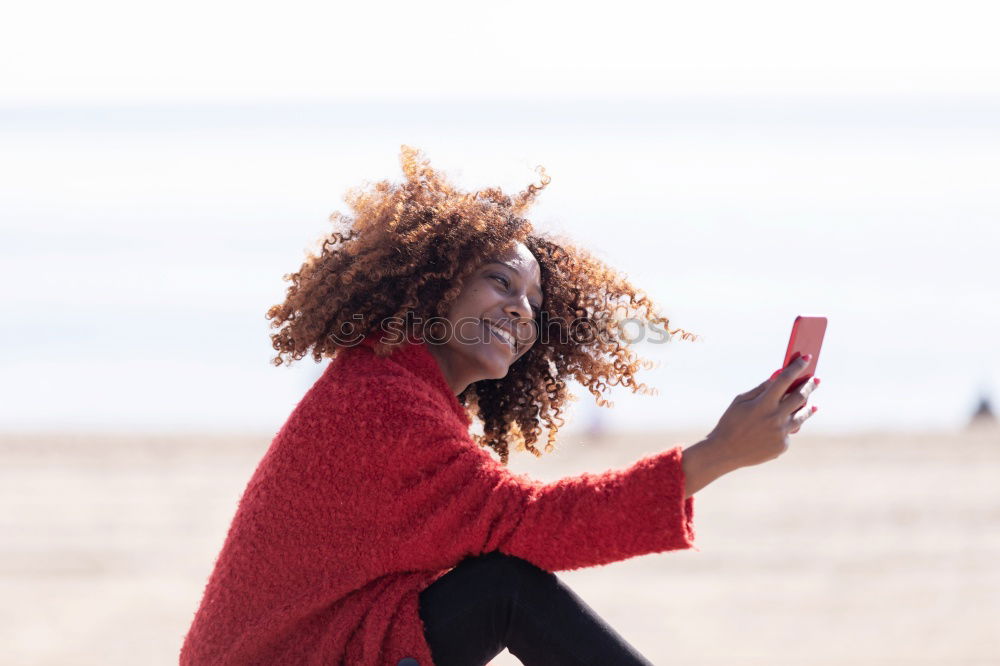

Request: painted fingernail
left=802, top=354, right=813, bottom=362
left=813, top=377, right=821, bottom=386
left=811, top=405, right=818, bottom=413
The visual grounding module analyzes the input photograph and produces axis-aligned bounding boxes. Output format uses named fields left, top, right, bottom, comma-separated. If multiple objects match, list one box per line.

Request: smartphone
left=769, top=315, right=827, bottom=396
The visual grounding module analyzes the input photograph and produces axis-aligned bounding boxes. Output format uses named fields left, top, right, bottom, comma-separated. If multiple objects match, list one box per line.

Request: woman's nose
left=504, top=296, right=532, bottom=322
left=503, top=300, right=537, bottom=344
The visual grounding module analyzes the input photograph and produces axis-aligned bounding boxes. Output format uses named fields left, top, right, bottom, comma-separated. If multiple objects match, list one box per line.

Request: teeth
left=488, top=324, right=516, bottom=351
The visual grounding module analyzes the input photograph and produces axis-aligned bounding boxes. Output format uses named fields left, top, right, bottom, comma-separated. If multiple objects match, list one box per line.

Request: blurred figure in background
left=968, top=390, right=997, bottom=429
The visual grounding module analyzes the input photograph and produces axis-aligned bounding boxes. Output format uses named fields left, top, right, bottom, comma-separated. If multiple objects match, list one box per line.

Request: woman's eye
left=492, top=274, right=540, bottom=318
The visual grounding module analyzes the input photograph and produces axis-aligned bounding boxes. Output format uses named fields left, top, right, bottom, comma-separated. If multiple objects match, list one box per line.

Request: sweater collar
left=355, top=333, right=472, bottom=428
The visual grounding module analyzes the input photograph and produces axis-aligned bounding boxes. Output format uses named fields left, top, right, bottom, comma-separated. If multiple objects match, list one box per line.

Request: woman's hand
left=703, top=355, right=821, bottom=471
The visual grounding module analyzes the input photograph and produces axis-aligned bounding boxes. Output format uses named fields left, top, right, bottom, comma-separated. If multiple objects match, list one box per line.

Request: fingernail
left=813, top=377, right=821, bottom=386
left=801, top=354, right=813, bottom=362
left=811, top=405, right=818, bottom=413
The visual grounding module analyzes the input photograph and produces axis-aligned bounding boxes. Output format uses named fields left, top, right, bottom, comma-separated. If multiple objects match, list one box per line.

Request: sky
left=2, top=0, right=999, bottom=104
left=1, top=1, right=998, bottom=438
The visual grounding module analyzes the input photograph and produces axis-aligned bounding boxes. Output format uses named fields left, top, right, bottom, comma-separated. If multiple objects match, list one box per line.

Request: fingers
left=779, top=376, right=820, bottom=415
left=764, top=354, right=812, bottom=405
left=788, top=402, right=817, bottom=433
left=736, top=377, right=773, bottom=403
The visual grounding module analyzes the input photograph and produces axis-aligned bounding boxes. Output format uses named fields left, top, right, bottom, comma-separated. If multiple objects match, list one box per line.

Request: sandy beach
left=2, top=427, right=997, bottom=665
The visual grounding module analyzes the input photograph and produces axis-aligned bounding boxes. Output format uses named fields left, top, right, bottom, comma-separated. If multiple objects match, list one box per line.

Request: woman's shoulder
left=313, top=346, right=460, bottom=427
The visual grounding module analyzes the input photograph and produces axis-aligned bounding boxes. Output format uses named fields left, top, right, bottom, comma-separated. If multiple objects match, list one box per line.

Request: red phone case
left=769, top=315, right=827, bottom=396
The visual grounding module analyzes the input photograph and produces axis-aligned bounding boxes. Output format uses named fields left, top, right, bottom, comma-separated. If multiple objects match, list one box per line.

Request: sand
left=1, top=427, right=997, bottom=665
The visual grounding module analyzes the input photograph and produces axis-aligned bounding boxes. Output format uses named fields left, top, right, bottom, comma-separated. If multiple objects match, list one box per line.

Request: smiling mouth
left=484, top=321, right=517, bottom=354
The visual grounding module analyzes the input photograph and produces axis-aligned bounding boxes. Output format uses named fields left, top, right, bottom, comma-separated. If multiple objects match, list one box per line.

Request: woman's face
left=425, top=241, right=543, bottom=395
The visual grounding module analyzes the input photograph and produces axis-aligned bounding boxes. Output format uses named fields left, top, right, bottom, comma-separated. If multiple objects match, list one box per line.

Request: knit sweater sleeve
left=369, top=382, right=697, bottom=574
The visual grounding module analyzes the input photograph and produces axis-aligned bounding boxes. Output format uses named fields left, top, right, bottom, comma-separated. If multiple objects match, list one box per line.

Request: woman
left=179, top=146, right=820, bottom=666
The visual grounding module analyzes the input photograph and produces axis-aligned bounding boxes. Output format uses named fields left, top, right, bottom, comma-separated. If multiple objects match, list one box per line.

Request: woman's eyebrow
left=486, top=261, right=543, bottom=302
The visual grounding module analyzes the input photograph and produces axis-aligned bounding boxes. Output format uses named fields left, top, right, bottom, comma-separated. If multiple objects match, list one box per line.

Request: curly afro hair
left=266, top=145, right=698, bottom=464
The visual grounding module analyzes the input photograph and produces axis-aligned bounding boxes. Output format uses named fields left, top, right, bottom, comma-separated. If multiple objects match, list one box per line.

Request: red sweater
left=180, top=334, right=697, bottom=665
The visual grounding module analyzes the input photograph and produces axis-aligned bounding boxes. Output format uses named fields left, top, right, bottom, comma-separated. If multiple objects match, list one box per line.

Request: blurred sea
left=1, top=95, right=997, bottom=435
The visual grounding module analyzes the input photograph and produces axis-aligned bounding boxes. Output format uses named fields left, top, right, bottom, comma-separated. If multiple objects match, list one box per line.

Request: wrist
left=698, top=434, right=742, bottom=475
left=681, top=436, right=739, bottom=498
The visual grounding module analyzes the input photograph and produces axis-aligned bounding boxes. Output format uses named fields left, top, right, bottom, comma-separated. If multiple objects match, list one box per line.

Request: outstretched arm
left=368, top=395, right=698, bottom=574
left=680, top=437, right=737, bottom=498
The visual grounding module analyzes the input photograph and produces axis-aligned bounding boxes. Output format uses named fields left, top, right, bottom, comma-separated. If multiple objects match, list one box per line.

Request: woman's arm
left=680, top=355, right=824, bottom=498
left=680, top=437, right=739, bottom=499
left=361, top=376, right=697, bottom=573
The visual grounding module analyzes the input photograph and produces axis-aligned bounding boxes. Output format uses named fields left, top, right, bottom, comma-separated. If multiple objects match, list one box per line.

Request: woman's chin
left=477, top=345, right=513, bottom=379
left=481, top=361, right=511, bottom=380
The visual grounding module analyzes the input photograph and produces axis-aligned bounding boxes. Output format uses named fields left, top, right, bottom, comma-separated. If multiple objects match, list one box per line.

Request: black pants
left=417, top=550, right=654, bottom=666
